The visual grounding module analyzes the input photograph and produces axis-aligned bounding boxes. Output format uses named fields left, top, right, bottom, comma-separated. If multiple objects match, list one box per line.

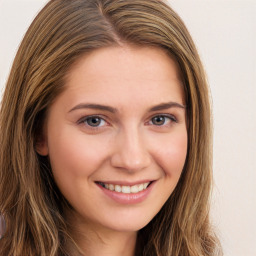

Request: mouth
left=95, top=181, right=153, bottom=194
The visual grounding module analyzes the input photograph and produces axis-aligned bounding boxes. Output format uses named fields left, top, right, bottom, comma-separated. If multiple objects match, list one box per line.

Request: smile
left=97, top=182, right=150, bottom=194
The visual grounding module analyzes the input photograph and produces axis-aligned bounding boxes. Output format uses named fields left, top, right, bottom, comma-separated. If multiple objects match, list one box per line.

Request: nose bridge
left=110, top=125, right=151, bottom=171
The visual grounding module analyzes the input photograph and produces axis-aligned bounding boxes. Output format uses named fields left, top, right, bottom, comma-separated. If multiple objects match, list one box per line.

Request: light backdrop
left=0, top=1, right=255, bottom=255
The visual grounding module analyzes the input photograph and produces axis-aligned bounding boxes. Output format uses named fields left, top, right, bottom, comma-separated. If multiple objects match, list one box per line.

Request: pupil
left=88, top=117, right=100, bottom=126
left=153, top=116, right=165, bottom=125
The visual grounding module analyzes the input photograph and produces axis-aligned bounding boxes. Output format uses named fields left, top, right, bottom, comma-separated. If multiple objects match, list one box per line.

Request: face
left=37, top=45, right=187, bottom=233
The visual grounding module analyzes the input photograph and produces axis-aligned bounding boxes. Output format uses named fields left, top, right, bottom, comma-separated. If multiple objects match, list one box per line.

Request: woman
left=0, top=0, right=222, bottom=255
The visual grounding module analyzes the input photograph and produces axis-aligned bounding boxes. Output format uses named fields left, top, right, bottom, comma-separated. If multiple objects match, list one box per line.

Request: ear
left=35, top=133, right=49, bottom=156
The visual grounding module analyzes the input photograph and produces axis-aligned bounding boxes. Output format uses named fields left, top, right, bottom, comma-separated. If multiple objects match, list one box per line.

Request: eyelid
left=77, top=115, right=109, bottom=127
left=76, top=113, right=178, bottom=130
left=146, top=113, right=178, bottom=126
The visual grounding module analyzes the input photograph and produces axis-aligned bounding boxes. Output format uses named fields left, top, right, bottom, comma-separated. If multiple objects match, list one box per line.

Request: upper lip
left=95, top=180, right=155, bottom=186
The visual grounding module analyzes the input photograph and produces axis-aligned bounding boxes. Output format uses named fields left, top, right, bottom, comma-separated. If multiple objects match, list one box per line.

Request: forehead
left=59, top=45, right=185, bottom=110
left=67, top=45, right=182, bottom=83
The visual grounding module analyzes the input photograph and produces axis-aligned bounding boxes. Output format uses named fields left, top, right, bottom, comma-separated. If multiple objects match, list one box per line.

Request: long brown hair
left=0, top=0, right=222, bottom=255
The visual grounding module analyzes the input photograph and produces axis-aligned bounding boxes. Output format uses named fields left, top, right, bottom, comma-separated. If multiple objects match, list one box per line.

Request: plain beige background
left=0, top=1, right=256, bottom=255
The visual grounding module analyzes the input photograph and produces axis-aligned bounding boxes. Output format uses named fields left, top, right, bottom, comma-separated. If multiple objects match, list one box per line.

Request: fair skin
left=37, top=45, right=187, bottom=256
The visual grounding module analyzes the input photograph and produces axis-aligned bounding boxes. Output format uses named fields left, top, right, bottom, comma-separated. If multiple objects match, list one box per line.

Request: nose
left=110, top=127, right=151, bottom=172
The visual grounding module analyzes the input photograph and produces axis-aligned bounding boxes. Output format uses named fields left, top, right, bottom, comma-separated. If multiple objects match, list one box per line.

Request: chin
left=97, top=211, right=155, bottom=233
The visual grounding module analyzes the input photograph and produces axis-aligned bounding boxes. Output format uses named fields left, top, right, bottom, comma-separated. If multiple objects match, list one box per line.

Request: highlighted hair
left=0, top=0, right=222, bottom=255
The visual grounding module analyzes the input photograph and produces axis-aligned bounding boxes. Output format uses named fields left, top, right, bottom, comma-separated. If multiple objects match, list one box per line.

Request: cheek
left=47, top=127, right=111, bottom=184
left=47, top=130, right=114, bottom=208
left=152, top=130, right=187, bottom=176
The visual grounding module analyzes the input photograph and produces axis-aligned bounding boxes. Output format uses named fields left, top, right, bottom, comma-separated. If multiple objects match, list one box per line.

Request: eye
left=79, top=116, right=107, bottom=127
left=149, top=115, right=177, bottom=126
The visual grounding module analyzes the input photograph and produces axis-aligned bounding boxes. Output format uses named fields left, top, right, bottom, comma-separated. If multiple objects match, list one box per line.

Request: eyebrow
left=148, top=102, right=186, bottom=111
left=69, top=101, right=186, bottom=113
left=69, top=103, right=117, bottom=113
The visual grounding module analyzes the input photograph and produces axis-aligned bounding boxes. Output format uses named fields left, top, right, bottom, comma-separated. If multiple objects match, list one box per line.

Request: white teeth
left=122, top=186, right=130, bottom=193
left=138, top=184, right=144, bottom=192
left=100, top=182, right=150, bottom=193
left=115, top=185, right=122, bottom=192
left=130, top=185, right=139, bottom=193
left=108, top=184, right=114, bottom=191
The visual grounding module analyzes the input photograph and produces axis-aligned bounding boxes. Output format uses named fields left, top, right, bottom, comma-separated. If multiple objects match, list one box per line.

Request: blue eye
left=150, top=115, right=176, bottom=126
left=83, top=116, right=106, bottom=127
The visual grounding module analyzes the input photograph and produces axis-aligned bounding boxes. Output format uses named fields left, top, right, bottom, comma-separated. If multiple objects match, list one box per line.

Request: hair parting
left=0, top=0, right=222, bottom=255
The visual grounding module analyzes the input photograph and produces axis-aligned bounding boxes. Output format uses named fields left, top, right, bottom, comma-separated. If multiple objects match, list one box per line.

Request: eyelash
left=77, top=114, right=178, bottom=130
left=147, top=114, right=177, bottom=126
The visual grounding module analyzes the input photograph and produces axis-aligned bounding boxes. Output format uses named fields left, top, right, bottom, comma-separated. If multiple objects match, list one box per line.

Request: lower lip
left=96, top=182, right=155, bottom=204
